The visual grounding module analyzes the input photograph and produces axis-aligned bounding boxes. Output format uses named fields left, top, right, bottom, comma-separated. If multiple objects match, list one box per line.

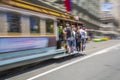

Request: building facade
left=71, top=0, right=101, bottom=36
left=100, top=0, right=120, bottom=37
left=113, top=0, right=120, bottom=33
left=65, top=0, right=120, bottom=37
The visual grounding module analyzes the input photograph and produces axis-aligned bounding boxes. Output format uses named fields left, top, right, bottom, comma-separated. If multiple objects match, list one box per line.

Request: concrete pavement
left=32, top=42, right=120, bottom=80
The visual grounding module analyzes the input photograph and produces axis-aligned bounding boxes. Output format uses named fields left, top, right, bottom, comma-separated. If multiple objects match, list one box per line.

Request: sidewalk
left=85, top=40, right=120, bottom=54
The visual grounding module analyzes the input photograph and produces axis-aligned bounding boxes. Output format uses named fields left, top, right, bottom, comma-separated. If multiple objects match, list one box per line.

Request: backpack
left=66, top=27, right=72, bottom=38
left=75, top=32, right=81, bottom=42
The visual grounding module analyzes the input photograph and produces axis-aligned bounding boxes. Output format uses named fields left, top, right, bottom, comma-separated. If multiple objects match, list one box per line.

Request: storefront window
left=7, top=13, right=21, bottom=32
left=46, top=19, right=54, bottom=34
left=30, top=16, right=40, bottom=33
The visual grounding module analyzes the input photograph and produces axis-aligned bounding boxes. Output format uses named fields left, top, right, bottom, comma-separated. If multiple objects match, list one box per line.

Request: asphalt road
left=1, top=40, right=120, bottom=80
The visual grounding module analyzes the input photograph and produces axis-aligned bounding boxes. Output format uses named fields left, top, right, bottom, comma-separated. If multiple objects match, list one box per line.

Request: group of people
left=58, top=23, right=88, bottom=54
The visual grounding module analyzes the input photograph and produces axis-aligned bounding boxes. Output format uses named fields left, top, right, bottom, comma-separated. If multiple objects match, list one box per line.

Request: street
left=1, top=40, right=120, bottom=80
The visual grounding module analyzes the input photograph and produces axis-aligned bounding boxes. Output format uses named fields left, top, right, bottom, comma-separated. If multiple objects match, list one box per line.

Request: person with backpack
left=63, top=23, right=72, bottom=54
left=75, top=26, right=81, bottom=53
left=79, top=26, right=86, bottom=53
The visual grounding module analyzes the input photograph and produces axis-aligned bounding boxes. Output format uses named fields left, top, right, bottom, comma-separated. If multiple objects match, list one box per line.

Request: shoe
left=82, top=51, right=85, bottom=53
left=70, top=52, right=74, bottom=54
left=79, top=51, right=82, bottom=54
left=78, top=51, right=81, bottom=54
left=82, top=51, right=86, bottom=55
left=73, top=51, right=77, bottom=53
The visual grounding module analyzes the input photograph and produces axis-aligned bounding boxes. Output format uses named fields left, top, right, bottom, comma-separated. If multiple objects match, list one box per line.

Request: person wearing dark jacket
left=75, top=26, right=81, bottom=53
left=63, top=23, right=72, bottom=54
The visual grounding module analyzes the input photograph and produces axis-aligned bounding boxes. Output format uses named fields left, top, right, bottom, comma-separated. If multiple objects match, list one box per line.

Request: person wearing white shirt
left=79, top=26, right=87, bottom=53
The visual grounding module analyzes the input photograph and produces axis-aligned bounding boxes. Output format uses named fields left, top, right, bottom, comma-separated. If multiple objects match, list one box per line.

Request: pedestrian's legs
left=83, top=38, right=86, bottom=50
left=71, top=40, right=74, bottom=53
left=78, top=42, right=81, bottom=52
left=72, top=39, right=76, bottom=53
left=76, top=42, right=79, bottom=51
left=73, top=39, right=76, bottom=51
left=81, top=39, right=84, bottom=51
left=66, top=40, right=71, bottom=54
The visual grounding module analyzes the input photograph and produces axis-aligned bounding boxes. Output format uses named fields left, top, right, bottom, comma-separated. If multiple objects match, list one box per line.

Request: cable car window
left=46, top=19, right=54, bottom=34
left=30, top=16, right=40, bottom=33
left=7, top=13, right=21, bottom=32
